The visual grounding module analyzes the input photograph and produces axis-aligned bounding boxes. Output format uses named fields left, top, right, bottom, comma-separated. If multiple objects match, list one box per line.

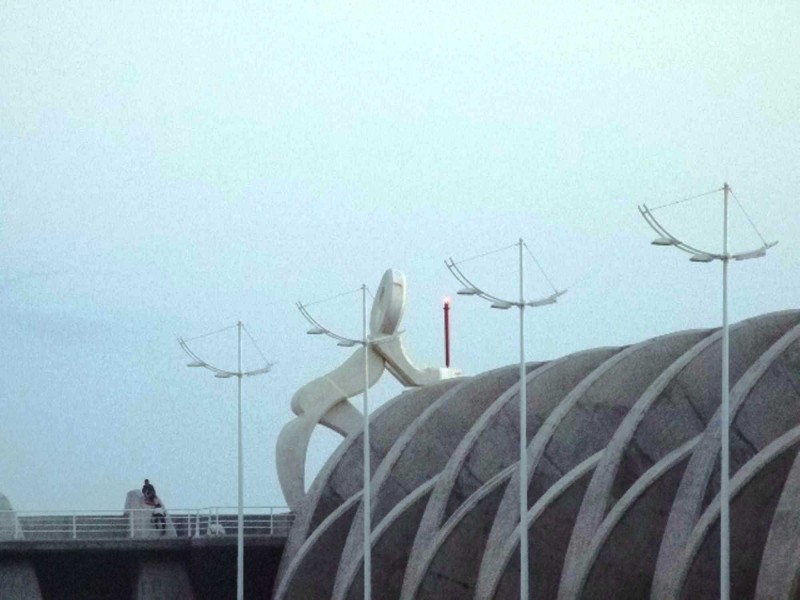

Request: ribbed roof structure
left=273, top=310, right=800, bottom=600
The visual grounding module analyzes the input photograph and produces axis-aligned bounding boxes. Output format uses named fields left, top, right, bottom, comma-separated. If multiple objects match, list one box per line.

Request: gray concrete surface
left=676, top=426, right=800, bottom=599
left=559, top=310, right=800, bottom=600
left=332, top=477, right=439, bottom=600
left=0, top=493, right=42, bottom=599
left=274, top=378, right=459, bottom=593
left=482, top=329, right=708, bottom=600
left=133, top=560, right=195, bottom=600
left=404, top=465, right=515, bottom=600
left=477, top=453, right=602, bottom=600
left=653, top=322, right=800, bottom=599
left=575, top=438, right=698, bottom=600
left=755, top=444, right=800, bottom=600
left=332, top=364, right=531, bottom=600
left=403, top=347, right=620, bottom=599
left=0, top=561, right=42, bottom=600
left=274, top=310, right=800, bottom=600
left=273, top=492, right=361, bottom=600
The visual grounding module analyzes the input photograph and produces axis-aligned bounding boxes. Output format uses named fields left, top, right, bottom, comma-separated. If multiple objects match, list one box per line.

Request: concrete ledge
left=0, top=535, right=286, bottom=555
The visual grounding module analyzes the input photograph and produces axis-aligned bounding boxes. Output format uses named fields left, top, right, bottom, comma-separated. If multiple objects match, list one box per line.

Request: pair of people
left=142, top=479, right=166, bottom=532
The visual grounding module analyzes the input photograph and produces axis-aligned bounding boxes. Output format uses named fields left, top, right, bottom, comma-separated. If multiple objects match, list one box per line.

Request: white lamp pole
left=297, top=285, right=402, bottom=600
left=517, top=240, right=529, bottom=598
left=639, top=184, right=776, bottom=600
left=179, top=322, right=274, bottom=600
left=361, top=284, right=372, bottom=600
left=446, top=239, right=565, bottom=600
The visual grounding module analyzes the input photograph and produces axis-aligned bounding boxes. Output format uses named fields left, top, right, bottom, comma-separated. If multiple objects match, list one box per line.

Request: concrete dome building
left=273, top=309, right=800, bottom=600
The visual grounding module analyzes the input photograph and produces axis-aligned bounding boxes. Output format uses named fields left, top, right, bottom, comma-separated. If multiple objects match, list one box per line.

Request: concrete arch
left=331, top=477, right=439, bottom=600
left=571, top=437, right=699, bottom=600
left=755, top=445, right=800, bottom=599
left=667, top=425, right=800, bottom=600
left=480, top=329, right=708, bottom=599
left=272, top=491, right=362, bottom=600
left=334, top=364, right=535, bottom=600
left=652, top=321, right=800, bottom=600
left=274, top=379, right=459, bottom=591
left=403, top=347, right=622, bottom=599
left=559, top=310, right=800, bottom=600
left=403, top=464, right=517, bottom=600
left=477, top=452, right=603, bottom=600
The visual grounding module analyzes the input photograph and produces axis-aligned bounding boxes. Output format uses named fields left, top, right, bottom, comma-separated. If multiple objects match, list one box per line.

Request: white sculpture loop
left=276, top=269, right=461, bottom=511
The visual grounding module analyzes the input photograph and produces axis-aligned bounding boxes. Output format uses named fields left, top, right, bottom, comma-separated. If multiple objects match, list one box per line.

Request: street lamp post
left=179, top=322, right=274, bottom=600
left=639, top=183, right=776, bottom=600
left=298, top=285, right=396, bottom=600
left=446, top=239, right=565, bottom=600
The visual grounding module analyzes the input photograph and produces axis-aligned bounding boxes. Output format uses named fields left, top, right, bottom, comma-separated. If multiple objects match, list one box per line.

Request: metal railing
left=0, top=506, right=294, bottom=541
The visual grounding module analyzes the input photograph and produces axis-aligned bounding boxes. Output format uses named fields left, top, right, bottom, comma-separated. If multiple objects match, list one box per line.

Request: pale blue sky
left=1, top=2, right=798, bottom=511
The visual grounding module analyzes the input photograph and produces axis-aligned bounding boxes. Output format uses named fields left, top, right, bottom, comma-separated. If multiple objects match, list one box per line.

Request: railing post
left=196, top=510, right=201, bottom=537
left=72, top=512, right=77, bottom=540
left=270, top=506, right=274, bottom=536
left=129, top=510, right=134, bottom=538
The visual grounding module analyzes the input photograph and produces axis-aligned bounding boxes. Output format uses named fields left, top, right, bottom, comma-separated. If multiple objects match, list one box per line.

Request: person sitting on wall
left=142, top=479, right=156, bottom=504
left=151, top=498, right=167, bottom=533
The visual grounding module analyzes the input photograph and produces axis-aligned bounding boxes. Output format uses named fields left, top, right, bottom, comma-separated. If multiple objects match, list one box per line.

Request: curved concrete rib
left=755, top=444, right=800, bottom=599
left=572, top=437, right=699, bottom=600
left=403, top=464, right=517, bottom=600
left=652, top=320, right=800, bottom=600
left=333, top=363, right=537, bottom=600
left=669, top=425, right=800, bottom=600
left=273, top=491, right=363, bottom=600
left=477, top=452, right=603, bottom=600
left=332, top=477, right=439, bottom=600
left=478, top=329, right=709, bottom=599
left=274, top=379, right=460, bottom=592
left=559, top=310, right=800, bottom=600
left=403, top=347, right=623, bottom=599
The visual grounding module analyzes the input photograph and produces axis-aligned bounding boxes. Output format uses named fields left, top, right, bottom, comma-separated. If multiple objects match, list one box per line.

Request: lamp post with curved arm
left=446, top=239, right=566, bottom=600
left=639, top=183, right=776, bottom=600
left=297, top=285, right=400, bottom=600
left=179, top=322, right=274, bottom=600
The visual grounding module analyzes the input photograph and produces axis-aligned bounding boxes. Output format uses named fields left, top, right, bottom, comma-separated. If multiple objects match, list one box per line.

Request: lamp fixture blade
left=734, top=249, right=767, bottom=261
left=491, top=302, right=513, bottom=310
left=527, top=297, right=557, bottom=307
left=651, top=237, right=676, bottom=247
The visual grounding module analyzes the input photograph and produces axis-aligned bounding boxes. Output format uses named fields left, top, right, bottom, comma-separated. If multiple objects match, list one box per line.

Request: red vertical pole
left=444, top=298, right=451, bottom=367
